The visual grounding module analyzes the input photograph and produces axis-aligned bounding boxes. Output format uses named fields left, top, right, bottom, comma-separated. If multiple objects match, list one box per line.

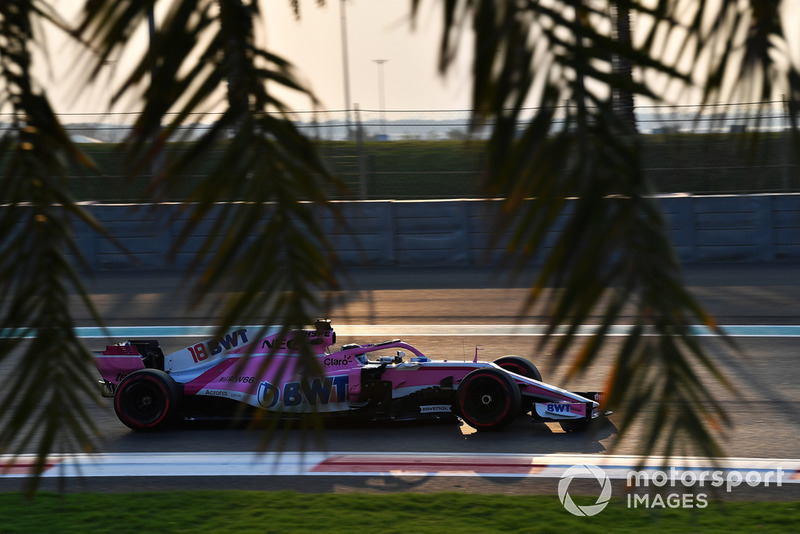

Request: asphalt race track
left=2, top=263, right=800, bottom=497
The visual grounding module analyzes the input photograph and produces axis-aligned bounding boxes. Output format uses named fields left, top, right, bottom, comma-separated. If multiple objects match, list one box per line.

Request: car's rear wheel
left=114, top=369, right=180, bottom=431
left=456, top=368, right=521, bottom=431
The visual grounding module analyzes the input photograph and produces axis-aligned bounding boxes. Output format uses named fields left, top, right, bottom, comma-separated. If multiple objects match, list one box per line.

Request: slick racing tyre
left=456, top=368, right=521, bottom=431
left=493, top=356, right=542, bottom=381
left=114, top=369, right=180, bottom=431
left=493, top=356, right=542, bottom=415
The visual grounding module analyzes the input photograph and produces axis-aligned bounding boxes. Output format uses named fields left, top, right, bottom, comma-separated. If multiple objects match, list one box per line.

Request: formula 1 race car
left=95, top=320, right=607, bottom=432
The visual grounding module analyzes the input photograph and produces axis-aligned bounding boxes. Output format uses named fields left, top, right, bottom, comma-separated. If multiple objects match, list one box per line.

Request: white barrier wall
left=63, top=194, right=800, bottom=270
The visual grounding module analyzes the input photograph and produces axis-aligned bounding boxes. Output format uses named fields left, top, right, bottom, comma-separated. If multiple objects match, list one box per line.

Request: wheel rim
left=462, top=375, right=509, bottom=423
left=120, top=379, right=167, bottom=426
left=131, top=385, right=157, bottom=415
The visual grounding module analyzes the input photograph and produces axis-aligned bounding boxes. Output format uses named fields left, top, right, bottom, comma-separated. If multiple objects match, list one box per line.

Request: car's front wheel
left=493, top=356, right=542, bottom=381
left=493, top=356, right=542, bottom=415
left=114, top=369, right=180, bottom=431
left=455, top=368, right=521, bottom=431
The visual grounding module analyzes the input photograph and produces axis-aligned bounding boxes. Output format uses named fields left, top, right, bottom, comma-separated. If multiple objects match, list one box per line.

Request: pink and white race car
left=96, top=320, right=607, bottom=432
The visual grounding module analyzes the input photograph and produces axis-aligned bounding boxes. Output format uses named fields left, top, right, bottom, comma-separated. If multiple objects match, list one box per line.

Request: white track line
left=4, top=324, right=800, bottom=339
left=2, top=452, right=800, bottom=481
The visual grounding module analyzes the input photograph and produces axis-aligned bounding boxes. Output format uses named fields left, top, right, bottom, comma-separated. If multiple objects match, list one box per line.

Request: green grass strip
left=0, top=492, right=799, bottom=533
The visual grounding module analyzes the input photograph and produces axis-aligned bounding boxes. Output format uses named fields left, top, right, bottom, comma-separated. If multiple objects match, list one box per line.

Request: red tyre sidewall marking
left=115, top=375, right=171, bottom=430
left=458, top=372, right=512, bottom=429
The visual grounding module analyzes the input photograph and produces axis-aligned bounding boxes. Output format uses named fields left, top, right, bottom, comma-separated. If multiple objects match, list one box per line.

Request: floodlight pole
left=340, top=0, right=353, bottom=139
left=373, top=59, right=388, bottom=137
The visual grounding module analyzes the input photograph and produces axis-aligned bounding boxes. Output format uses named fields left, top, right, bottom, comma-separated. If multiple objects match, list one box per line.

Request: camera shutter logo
left=558, top=464, right=612, bottom=516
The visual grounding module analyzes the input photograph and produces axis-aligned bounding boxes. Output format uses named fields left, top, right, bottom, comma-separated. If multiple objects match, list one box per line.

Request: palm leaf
left=0, top=0, right=110, bottom=495
left=420, top=0, right=796, bottom=458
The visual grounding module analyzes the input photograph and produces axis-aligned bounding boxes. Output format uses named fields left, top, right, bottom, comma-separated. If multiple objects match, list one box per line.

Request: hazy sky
left=263, top=0, right=475, bottom=114
left=43, top=1, right=800, bottom=118
left=47, top=1, right=474, bottom=117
